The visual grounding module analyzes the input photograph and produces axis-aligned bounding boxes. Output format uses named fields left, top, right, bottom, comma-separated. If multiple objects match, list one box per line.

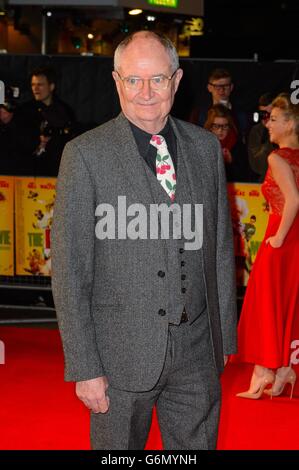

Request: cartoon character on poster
left=24, top=191, right=55, bottom=276
left=230, top=196, right=250, bottom=286
left=242, top=215, right=257, bottom=273
left=0, top=177, right=14, bottom=276
left=228, top=184, right=268, bottom=286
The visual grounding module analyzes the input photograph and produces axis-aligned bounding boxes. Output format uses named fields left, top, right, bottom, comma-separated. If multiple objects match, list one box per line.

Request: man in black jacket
left=247, top=92, right=276, bottom=182
left=17, top=66, right=76, bottom=176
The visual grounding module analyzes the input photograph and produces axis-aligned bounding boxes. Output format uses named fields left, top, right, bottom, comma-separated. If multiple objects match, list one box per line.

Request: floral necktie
left=150, top=134, right=176, bottom=201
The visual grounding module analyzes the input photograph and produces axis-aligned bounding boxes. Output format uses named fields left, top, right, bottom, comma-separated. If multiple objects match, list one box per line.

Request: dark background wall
left=193, top=0, right=299, bottom=61
left=1, top=54, right=299, bottom=126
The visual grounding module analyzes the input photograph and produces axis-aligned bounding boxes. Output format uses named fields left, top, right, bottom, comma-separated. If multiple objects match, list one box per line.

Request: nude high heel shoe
left=264, top=368, right=297, bottom=399
left=236, top=368, right=275, bottom=399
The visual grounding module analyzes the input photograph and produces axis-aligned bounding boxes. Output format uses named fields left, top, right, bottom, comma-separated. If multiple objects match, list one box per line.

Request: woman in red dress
left=235, top=93, right=299, bottom=399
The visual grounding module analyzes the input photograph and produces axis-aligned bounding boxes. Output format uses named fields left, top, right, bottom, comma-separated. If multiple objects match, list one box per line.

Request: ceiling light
left=146, top=15, right=156, bottom=21
left=87, top=33, right=94, bottom=39
left=128, top=9, right=143, bottom=16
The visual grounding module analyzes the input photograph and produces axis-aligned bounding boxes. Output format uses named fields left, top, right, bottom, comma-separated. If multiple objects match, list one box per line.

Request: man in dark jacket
left=247, top=92, right=276, bottom=182
left=17, top=66, right=76, bottom=176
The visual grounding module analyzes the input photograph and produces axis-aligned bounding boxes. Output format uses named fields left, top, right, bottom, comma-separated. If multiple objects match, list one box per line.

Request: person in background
left=17, top=66, right=76, bottom=176
left=0, top=88, right=20, bottom=175
left=190, top=68, right=250, bottom=141
left=204, top=104, right=248, bottom=182
left=248, top=92, right=277, bottom=182
left=234, top=93, right=299, bottom=400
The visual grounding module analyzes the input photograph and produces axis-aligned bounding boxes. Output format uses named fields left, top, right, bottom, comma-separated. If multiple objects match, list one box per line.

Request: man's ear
left=174, top=68, right=183, bottom=92
left=112, top=71, right=121, bottom=93
left=112, top=71, right=118, bottom=83
left=50, top=83, right=55, bottom=93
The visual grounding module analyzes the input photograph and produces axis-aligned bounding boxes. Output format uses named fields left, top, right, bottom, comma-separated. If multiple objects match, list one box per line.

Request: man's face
left=31, top=75, right=55, bottom=104
left=0, top=107, right=13, bottom=124
left=207, top=77, right=233, bottom=104
left=112, top=36, right=183, bottom=133
left=259, top=104, right=272, bottom=126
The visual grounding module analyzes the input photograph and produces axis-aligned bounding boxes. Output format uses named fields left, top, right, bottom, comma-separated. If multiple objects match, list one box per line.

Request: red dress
left=235, top=148, right=299, bottom=368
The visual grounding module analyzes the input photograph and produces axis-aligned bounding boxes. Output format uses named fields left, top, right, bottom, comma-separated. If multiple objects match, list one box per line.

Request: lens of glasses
left=124, top=77, right=142, bottom=89
left=259, top=111, right=270, bottom=120
left=150, top=76, right=168, bottom=90
left=209, top=83, right=231, bottom=90
left=124, top=75, right=168, bottom=91
left=211, top=123, right=229, bottom=131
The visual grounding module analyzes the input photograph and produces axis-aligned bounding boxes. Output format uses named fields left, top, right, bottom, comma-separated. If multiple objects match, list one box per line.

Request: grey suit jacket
left=51, top=113, right=237, bottom=391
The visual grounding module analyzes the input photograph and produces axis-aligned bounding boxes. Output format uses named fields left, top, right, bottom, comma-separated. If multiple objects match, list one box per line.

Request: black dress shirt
left=130, top=119, right=177, bottom=175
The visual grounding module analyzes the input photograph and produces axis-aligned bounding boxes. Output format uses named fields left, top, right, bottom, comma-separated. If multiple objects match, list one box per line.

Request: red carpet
left=0, top=327, right=298, bottom=450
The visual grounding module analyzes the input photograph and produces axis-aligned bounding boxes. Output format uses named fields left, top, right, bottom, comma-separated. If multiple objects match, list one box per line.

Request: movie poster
left=0, top=176, right=14, bottom=276
left=15, top=177, right=56, bottom=276
left=227, top=183, right=269, bottom=286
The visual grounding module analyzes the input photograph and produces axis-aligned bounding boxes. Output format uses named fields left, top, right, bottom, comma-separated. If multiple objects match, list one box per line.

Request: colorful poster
left=0, top=176, right=14, bottom=276
left=15, top=177, right=56, bottom=276
left=227, top=183, right=269, bottom=287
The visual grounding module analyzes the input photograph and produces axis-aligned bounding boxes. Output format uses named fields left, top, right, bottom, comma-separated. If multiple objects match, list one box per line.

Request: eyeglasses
left=259, top=110, right=270, bottom=121
left=211, top=123, right=230, bottom=131
left=115, top=70, right=178, bottom=91
left=208, top=82, right=232, bottom=91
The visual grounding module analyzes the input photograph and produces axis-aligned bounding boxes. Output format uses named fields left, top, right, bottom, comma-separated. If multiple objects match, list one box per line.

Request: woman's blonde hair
left=272, top=93, right=299, bottom=138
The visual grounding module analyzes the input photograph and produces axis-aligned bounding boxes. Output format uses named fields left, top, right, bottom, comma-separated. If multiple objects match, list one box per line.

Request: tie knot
left=150, top=134, right=164, bottom=147
left=150, top=134, right=168, bottom=152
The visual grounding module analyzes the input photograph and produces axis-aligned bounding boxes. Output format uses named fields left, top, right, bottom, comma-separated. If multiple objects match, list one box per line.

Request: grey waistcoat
left=142, top=141, right=207, bottom=325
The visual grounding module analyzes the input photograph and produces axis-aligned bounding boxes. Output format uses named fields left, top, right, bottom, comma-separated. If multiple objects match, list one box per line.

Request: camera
left=40, top=120, right=71, bottom=137
left=253, top=110, right=270, bottom=123
left=0, top=85, right=19, bottom=113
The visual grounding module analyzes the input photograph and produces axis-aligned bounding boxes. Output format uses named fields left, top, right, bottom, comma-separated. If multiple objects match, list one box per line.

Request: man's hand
left=76, top=376, right=110, bottom=414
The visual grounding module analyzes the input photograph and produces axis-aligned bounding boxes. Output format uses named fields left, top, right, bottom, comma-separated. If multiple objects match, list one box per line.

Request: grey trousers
left=90, top=312, right=221, bottom=450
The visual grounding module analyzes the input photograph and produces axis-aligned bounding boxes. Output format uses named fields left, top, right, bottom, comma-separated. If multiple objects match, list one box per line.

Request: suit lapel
left=170, top=117, right=209, bottom=277
left=169, top=116, right=204, bottom=207
left=112, top=113, right=155, bottom=206
left=113, top=114, right=205, bottom=209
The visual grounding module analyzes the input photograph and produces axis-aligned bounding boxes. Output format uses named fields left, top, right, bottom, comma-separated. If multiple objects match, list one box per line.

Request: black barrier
left=1, top=54, right=298, bottom=126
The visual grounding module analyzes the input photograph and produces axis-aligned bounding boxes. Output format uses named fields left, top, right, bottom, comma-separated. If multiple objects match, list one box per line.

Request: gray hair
left=114, top=31, right=179, bottom=73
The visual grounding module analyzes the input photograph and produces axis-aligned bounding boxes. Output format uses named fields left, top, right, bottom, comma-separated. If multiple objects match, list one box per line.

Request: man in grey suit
left=52, top=31, right=237, bottom=450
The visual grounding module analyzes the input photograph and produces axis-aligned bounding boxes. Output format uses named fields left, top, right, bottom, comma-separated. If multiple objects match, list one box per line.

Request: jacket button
left=181, top=274, right=186, bottom=280
left=158, top=309, right=166, bottom=316
left=158, top=270, right=165, bottom=277
left=181, top=288, right=187, bottom=294
left=181, top=261, right=185, bottom=267
left=179, top=248, right=184, bottom=254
